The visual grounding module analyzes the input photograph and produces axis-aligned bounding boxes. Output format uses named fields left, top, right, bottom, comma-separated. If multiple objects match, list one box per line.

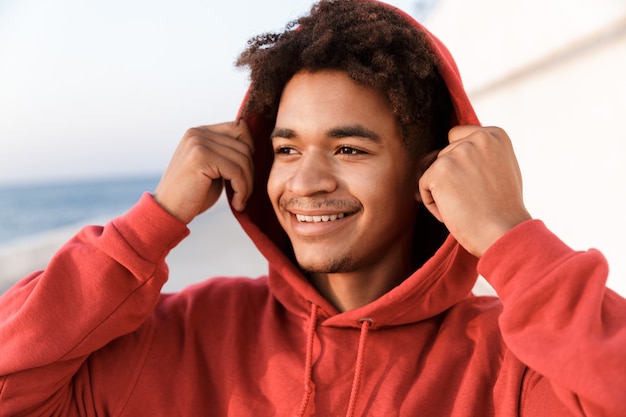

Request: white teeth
left=296, top=213, right=346, bottom=223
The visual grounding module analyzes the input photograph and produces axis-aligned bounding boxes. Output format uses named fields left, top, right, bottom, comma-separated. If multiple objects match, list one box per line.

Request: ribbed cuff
left=110, top=192, right=190, bottom=265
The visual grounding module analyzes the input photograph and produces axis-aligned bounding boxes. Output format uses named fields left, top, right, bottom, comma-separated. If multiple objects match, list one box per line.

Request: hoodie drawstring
left=345, top=318, right=372, bottom=417
left=296, top=305, right=372, bottom=417
left=296, top=303, right=318, bottom=417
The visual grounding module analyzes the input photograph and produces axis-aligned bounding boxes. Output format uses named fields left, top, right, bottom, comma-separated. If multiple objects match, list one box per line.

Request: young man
left=1, top=1, right=624, bottom=416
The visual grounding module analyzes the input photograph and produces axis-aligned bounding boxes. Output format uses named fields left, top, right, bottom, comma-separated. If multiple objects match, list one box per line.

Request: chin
left=295, top=252, right=355, bottom=275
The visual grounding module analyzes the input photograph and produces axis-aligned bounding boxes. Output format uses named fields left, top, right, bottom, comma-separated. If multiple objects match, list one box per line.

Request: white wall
left=427, top=0, right=626, bottom=296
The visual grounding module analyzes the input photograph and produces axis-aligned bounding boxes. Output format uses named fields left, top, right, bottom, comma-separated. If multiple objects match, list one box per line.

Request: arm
left=479, top=220, right=626, bottom=416
left=419, top=125, right=626, bottom=416
left=0, top=120, right=255, bottom=416
left=0, top=194, right=189, bottom=416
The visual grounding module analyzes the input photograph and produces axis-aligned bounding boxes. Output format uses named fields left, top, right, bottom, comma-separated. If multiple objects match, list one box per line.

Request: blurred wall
left=426, top=0, right=626, bottom=295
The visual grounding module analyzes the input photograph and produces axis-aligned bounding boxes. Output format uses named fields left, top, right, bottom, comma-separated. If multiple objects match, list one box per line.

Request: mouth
left=288, top=208, right=359, bottom=238
left=295, top=213, right=347, bottom=223
left=282, top=198, right=361, bottom=227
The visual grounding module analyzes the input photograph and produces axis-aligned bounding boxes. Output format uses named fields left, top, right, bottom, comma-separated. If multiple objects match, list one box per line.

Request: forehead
left=275, top=70, right=399, bottom=136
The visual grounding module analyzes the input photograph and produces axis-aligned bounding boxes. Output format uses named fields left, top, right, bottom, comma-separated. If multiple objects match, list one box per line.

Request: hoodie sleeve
left=478, top=219, right=626, bottom=417
left=0, top=193, right=189, bottom=417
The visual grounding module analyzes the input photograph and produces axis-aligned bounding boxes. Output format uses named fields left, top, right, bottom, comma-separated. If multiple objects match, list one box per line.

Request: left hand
left=418, top=125, right=532, bottom=257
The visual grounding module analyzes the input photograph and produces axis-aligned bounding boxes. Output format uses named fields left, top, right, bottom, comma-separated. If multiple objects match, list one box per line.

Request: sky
left=0, top=0, right=422, bottom=185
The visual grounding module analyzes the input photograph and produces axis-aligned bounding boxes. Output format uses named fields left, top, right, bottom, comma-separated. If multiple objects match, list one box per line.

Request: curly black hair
left=236, top=0, right=453, bottom=157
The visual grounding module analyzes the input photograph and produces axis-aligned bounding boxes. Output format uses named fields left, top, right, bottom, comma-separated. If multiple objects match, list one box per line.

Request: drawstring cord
left=296, top=303, right=318, bottom=417
left=295, top=305, right=373, bottom=417
left=345, top=318, right=372, bottom=417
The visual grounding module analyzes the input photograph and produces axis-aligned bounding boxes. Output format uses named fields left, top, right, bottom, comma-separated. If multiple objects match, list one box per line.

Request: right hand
left=418, top=125, right=530, bottom=257
left=153, top=120, right=255, bottom=224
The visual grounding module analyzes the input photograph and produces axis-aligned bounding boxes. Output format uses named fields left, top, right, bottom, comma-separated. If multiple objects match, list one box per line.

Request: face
left=267, top=70, right=421, bottom=276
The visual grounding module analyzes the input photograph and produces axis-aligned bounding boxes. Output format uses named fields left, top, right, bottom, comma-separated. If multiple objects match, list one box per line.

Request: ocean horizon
left=0, top=175, right=161, bottom=247
left=0, top=174, right=272, bottom=296
left=0, top=175, right=163, bottom=293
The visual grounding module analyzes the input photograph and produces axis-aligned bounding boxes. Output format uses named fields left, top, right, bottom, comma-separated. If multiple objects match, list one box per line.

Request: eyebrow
left=270, top=125, right=381, bottom=142
left=328, top=125, right=381, bottom=142
left=270, top=127, right=296, bottom=140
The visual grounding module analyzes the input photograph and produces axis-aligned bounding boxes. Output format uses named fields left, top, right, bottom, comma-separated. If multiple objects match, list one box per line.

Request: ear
left=414, top=150, right=439, bottom=203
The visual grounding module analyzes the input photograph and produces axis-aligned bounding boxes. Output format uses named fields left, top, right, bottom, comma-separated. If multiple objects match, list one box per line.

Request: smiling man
left=269, top=70, right=422, bottom=311
left=1, top=1, right=625, bottom=416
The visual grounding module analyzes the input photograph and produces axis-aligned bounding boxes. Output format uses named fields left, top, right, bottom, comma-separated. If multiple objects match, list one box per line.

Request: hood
left=226, top=0, right=481, bottom=328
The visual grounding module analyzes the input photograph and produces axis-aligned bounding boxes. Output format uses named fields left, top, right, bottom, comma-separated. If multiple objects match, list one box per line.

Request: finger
left=197, top=120, right=255, bottom=154
left=414, top=149, right=439, bottom=204
left=185, top=126, right=255, bottom=194
left=418, top=182, right=443, bottom=223
left=203, top=140, right=254, bottom=211
left=235, top=119, right=255, bottom=153
left=183, top=122, right=256, bottom=211
left=438, top=125, right=502, bottom=159
left=447, top=124, right=483, bottom=144
left=417, top=164, right=443, bottom=223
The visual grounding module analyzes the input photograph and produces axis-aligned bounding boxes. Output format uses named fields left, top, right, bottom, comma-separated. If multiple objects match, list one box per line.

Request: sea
left=0, top=175, right=163, bottom=293
left=0, top=175, right=161, bottom=246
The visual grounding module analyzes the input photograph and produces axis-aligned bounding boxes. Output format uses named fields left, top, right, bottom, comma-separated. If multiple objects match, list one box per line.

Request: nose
left=286, top=148, right=338, bottom=196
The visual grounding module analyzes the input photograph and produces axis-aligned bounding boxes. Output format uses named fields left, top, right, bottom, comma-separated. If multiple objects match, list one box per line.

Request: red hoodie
left=1, top=2, right=625, bottom=416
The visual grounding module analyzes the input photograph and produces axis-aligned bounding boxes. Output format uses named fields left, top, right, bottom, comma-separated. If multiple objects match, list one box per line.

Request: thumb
left=416, top=149, right=443, bottom=222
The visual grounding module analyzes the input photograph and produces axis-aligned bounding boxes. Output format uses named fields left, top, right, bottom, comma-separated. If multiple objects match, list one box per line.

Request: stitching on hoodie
left=518, top=366, right=539, bottom=416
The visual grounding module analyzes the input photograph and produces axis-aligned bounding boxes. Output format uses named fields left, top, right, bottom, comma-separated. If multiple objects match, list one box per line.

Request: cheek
left=377, top=153, right=412, bottom=181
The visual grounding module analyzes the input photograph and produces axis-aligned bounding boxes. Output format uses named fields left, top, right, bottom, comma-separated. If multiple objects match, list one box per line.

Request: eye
left=274, top=146, right=297, bottom=156
left=337, top=146, right=365, bottom=156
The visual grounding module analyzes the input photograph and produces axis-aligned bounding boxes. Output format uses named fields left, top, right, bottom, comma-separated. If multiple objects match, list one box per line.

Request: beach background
left=0, top=177, right=268, bottom=295
left=1, top=0, right=626, bottom=297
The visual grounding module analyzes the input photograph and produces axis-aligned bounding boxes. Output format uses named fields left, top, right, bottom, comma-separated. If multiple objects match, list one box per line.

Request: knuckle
left=485, top=126, right=509, bottom=144
left=435, top=156, right=455, bottom=172
left=487, top=126, right=506, bottom=136
left=185, top=135, right=208, bottom=152
left=184, top=127, right=205, bottom=142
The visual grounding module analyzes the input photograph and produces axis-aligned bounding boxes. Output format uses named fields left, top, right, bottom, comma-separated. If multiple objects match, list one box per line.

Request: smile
left=296, top=213, right=346, bottom=223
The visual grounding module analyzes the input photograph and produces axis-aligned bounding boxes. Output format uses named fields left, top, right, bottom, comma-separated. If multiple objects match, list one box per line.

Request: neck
left=308, top=256, right=414, bottom=312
